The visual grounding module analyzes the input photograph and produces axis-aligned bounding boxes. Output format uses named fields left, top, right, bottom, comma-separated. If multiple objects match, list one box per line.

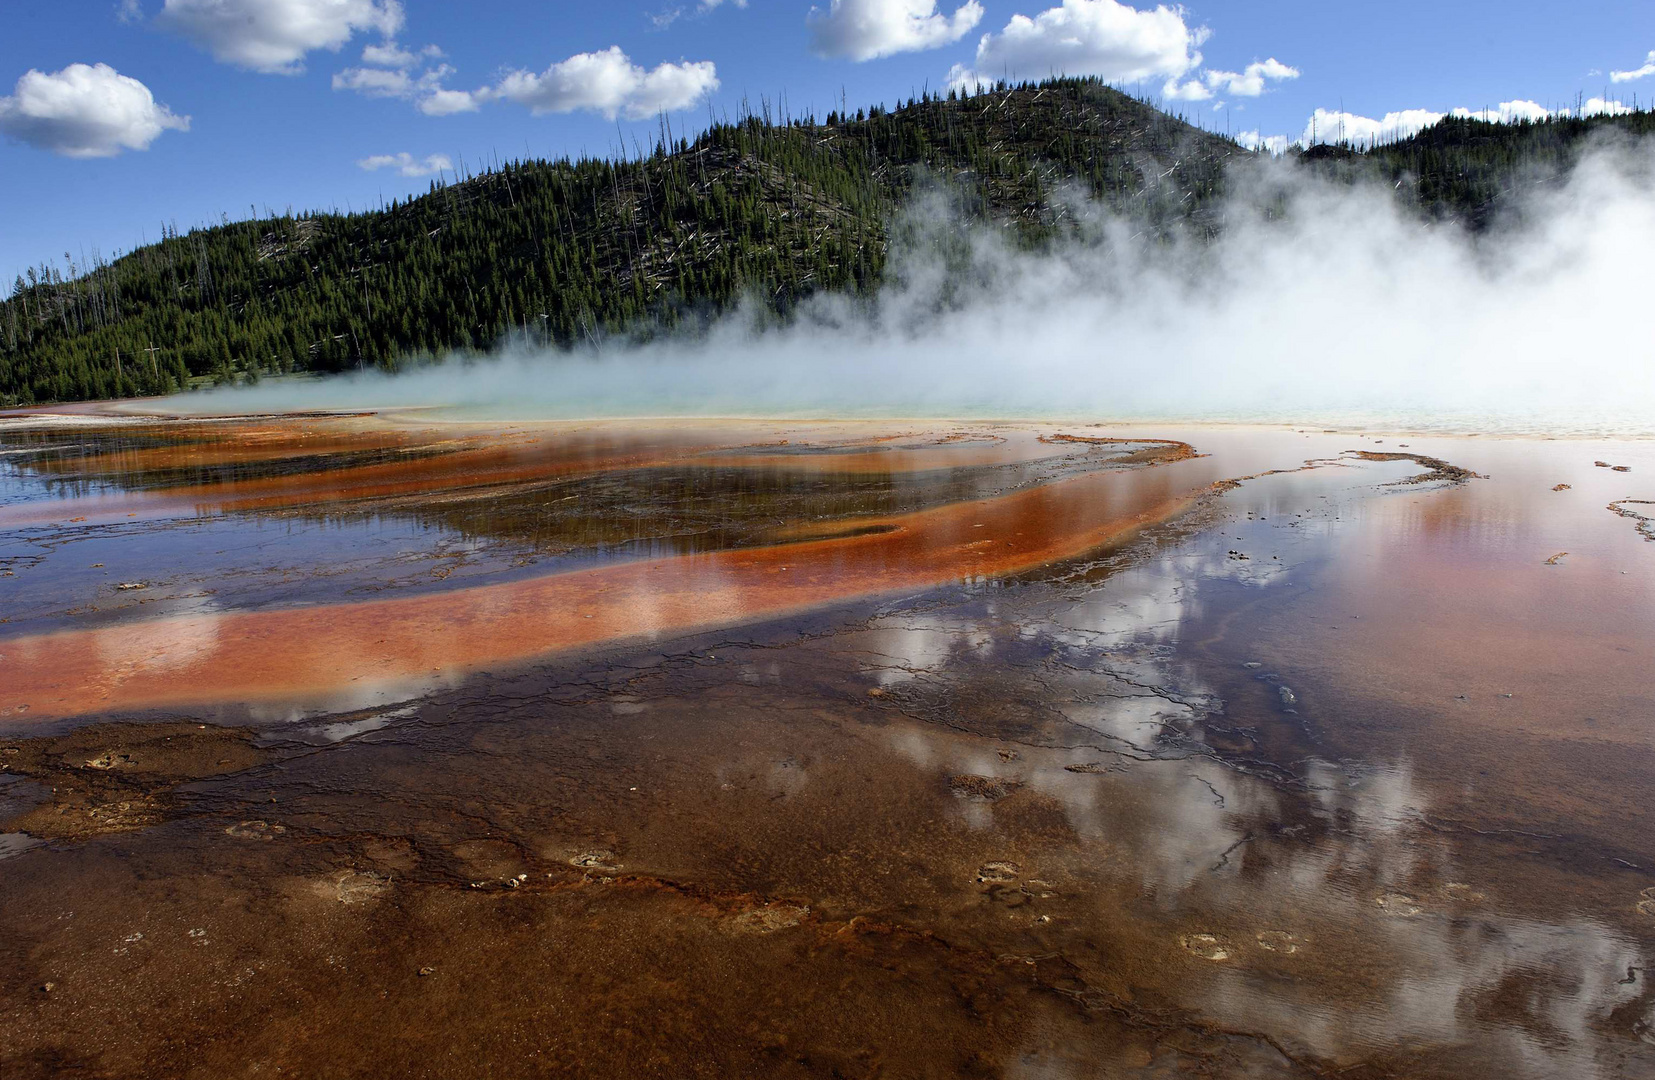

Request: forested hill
left=2, top=77, right=1650, bottom=406
left=1300, top=109, right=1655, bottom=228
left=1, top=78, right=1238, bottom=405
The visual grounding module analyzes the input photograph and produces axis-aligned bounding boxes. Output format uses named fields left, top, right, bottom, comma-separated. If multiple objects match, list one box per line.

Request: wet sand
left=1, top=413, right=1653, bottom=1078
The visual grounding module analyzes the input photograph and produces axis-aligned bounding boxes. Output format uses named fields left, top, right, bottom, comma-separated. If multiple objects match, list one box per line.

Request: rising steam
left=173, top=136, right=1655, bottom=435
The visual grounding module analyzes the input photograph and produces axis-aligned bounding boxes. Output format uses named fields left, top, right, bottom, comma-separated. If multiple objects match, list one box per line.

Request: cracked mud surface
left=2, top=416, right=1653, bottom=1078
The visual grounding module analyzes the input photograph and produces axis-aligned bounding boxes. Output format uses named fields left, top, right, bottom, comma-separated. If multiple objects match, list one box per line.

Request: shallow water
left=1, top=413, right=1652, bottom=1078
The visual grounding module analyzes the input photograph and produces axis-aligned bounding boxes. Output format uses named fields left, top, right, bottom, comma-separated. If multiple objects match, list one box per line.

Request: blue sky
left=3, top=0, right=1653, bottom=285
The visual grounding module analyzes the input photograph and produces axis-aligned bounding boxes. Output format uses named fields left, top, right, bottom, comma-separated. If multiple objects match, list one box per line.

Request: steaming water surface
left=1, top=412, right=1653, bottom=1078
left=151, top=141, right=1655, bottom=440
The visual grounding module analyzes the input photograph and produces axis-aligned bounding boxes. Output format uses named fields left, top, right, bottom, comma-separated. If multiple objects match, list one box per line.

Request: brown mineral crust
left=0, top=722, right=270, bottom=840
left=1343, top=450, right=1486, bottom=485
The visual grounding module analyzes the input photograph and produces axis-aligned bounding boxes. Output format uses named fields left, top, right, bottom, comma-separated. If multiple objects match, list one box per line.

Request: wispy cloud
left=1611, top=49, right=1655, bottom=83
left=1165, top=57, right=1298, bottom=101
left=652, top=0, right=746, bottom=31
left=157, top=0, right=403, bottom=74
left=360, top=41, right=443, bottom=68
left=358, top=151, right=453, bottom=177
left=362, top=46, right=719, bottom=121
left=333, top=39, right=453, bottom=103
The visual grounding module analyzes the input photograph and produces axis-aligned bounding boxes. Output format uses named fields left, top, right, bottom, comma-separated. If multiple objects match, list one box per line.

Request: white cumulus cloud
left=157, top=0, right=404, bottom=74
left=358, top=151, right=451, bottom=177
left=1300, top=107, right=1446, bottom=147
left=1610, top=50, right=1655, bottom=83
left=0, top=62, right=189, bottom=158
left=1207, top=57, right=1298, bottom=96
left=1583, top=96, right=1634, bottom=117
left=1159, top=77, right=1210, bottom=102
left=1164, top=57, right=1298, bottom=101
left=442, top=47, right=717, bottom=121
left=1449, top=99, right=1551, bottom=124
left=811, top=0, right=984, bottom=62
left=1239, top=96, right=1638, bottom=155
left=418, top=88, right=481, bottom=116
left=949, top=0, right=1204, bottom=91
left=1307, top=99, right=1635, bottom=147
left=1234, top=130, right=1290, bottom=155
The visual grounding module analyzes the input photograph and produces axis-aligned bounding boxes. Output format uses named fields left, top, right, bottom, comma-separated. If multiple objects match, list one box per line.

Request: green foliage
left=1, top=77, right=1647, bottom=405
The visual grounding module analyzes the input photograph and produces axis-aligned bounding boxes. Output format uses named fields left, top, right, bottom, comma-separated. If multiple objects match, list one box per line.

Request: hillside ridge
left=2, top=77, right=1649, bottom=405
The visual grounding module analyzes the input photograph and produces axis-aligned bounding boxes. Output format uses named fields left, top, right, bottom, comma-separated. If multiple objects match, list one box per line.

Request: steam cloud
left=177, top=136, right=1655, bottom=435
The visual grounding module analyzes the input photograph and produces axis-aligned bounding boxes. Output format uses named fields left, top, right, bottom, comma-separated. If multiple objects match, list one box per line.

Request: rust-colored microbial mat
left=1, top=412, right=1653, bottom=1079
